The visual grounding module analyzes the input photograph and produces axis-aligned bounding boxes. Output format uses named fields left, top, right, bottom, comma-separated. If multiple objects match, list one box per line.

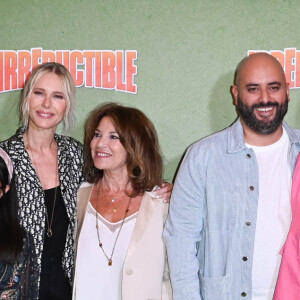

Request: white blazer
left=73, top=184, right=173, bottom=300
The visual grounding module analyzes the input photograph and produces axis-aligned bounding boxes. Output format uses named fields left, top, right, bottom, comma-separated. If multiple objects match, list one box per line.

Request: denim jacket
left=164, top=119, right=300, bottom=300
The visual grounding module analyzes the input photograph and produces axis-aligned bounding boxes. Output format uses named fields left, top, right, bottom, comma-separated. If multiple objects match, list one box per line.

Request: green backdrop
left=1, top=0, right=300, bottom=181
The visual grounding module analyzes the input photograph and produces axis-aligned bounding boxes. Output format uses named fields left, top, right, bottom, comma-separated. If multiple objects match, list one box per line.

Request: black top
left=39, top=186, right=71, bottom=300
left=0, top=128, right=85, bottom=285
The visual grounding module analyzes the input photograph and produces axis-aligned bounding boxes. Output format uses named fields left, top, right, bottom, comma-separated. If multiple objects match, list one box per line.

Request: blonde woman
left=0, top=63, right=172, bottom=299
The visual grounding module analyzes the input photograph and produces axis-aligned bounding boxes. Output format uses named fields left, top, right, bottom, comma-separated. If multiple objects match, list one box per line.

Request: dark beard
left=237, top=96, right=288, bottom=135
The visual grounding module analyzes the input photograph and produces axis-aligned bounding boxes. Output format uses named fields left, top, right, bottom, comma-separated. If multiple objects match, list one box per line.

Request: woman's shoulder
left=56, top=135, right=84, bottom=163
left=0, top=130, right=26, bottom=163
left=144, top=186, right=162, bottom=199
left=142, top=187, right=169, bottom=218
left=0, top=128, right=24, bottom=150
left=77, top=182, right=94, bottom=198
left=56, top=134, right=83, bottom=148
left=79, top=182, right=93, bottom=189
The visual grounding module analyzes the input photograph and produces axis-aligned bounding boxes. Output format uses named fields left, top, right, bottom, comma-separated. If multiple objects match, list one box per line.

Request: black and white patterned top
left=0, top=127, right=85, bottom=287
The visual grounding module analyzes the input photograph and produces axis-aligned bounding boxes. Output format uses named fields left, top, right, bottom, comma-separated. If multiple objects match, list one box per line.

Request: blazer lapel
left=9, top=130, right=44, bottom=191
left=76, top=185, right=94, bottom=244
left=126, top=191, right=158, bottom=256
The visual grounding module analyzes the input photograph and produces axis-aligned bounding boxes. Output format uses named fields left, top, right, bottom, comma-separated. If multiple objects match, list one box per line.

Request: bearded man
left=164, top=53, right=300, bottom=300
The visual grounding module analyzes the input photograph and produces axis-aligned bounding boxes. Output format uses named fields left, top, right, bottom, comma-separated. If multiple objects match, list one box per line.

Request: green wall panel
left=1, top=0, right=300, bottom=181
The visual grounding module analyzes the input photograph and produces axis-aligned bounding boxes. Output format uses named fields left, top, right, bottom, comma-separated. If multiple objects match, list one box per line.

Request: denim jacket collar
left=227, top=118, right=300, bottom=154
left=227, top=118, right=246, bottom=153
left=283, top=121, right=300, bottom=147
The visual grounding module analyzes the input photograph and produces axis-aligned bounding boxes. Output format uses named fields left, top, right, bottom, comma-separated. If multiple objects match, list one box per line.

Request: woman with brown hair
left=73, top=103, right=172, bottom=300
left=1, top=62, right=172, bottom=299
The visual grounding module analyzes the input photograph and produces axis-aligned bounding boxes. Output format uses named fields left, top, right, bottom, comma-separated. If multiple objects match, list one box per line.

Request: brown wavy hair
left=84, top=103, right=163, bottom=196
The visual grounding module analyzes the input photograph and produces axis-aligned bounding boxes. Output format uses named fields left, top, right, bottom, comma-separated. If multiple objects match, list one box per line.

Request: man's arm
left=164, top=145, right=205, bottom=300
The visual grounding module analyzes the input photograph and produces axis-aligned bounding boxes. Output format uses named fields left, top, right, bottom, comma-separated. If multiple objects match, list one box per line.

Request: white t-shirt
left=75, top=202, right=138, bottom=300
left=246, top=128, right=292, bottom=299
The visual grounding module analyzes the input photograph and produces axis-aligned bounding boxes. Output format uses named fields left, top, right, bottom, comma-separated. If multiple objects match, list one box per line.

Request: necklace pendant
left=108, top=259, right=112, bottom=266
left=47, top=229, right=53, bottom=237
left=113, top=208, right=117, bottom=213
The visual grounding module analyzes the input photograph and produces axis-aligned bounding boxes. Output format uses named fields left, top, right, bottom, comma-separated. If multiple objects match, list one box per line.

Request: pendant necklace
left=111, top=195, right=126, bottom=213
left=95, top=180, right=132, bottom=266
left=26, top=140, right=58, bottom=238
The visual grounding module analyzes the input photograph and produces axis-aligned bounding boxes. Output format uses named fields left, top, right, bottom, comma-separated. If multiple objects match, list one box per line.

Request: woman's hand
left=154, top=181, right=173, bottom=203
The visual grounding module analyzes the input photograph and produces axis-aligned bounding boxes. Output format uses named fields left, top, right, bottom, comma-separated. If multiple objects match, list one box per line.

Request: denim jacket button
left=245, top=221, right=251, bottom=226
left=125, top=268, right=133, bottom=275
left=242, top=256, right=248, bottom=261
left=241, top=292, right=247, bottom=297
left=249, top=186, right=254, bottom=191
left=246, top=154, right=251, bottom=158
